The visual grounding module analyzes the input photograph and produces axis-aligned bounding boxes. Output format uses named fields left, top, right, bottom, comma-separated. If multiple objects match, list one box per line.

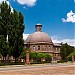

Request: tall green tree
left=0, top=1, right=11, bottom=39
left=60, top=43, right=74, bottom=61
left=0, top=1, right=11, bottom=62
left=67, top=51, right=75, bottom=61
left=0, top=35, right=9, bottom=61
left=0, top=1, right=25, bottom=63
left=8, top=9, right=25, bottom=62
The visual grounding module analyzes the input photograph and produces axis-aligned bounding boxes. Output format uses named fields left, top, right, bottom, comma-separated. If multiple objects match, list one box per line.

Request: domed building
left=26, top=23, right=61, bottom=61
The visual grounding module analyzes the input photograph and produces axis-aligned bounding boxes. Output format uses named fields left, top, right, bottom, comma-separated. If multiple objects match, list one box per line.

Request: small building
left=25, top=23, right=61, bottom=61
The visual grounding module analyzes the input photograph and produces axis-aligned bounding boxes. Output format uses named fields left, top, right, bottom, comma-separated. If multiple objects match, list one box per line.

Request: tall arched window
left=49, top=46, right=50, bottom=50
left=45, top=46, right=47, bottom=50
left=38, top=46, right=40, bottom=50
left=33, top=46, right=36, bottom=51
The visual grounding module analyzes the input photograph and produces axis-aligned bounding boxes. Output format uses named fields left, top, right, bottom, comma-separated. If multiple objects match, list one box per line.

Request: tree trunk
left=7, top=54, right=9, bottom=64
left=15, top=57, right=17, bottom=63
left=15, top=57, right=18, bottom=63
left=5, top=56, right=7, bottom=64
left=3, top=56, right=4, bottom=63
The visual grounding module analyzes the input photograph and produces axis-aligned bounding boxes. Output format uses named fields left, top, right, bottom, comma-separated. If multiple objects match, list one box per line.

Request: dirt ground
left=0, top=65, right=75, bottom=75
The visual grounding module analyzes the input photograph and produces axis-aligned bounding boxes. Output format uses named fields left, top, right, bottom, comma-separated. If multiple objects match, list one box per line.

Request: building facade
left=26, top=23, right=61, bottom=61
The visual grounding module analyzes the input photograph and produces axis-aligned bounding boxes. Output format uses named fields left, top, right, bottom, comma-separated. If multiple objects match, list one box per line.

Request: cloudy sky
left=0, top=0, right=75, bottom=46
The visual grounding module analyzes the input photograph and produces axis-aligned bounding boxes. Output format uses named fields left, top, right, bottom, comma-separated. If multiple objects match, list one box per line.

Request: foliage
left=0, top=1, right=25, bottom=62
left=37, top=53, right=46, bottom=58
left=60, top=43, right=74, bottom=61
left=30, top=52, right=51, bottom=63
left=45, top=54, right=52, bottom=63
left=20, top=48, right=27, bottom=59
left=0, top=1, right=11, bottom=62
left=0, top=1, right=11, bottom=39
left=0, top=35, right=9, bottom=60
left=0, top=62, right=25, bottom=66
left=30, top=52, right=37, bottom=59
left=8, top=9, right=25, bottom=62
left=67, top=51, right=75, bottom=61
left=57, top=60, right=66, bottom=63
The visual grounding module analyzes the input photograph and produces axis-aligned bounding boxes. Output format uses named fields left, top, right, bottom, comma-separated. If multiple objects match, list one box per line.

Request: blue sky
left=0, top=0, right=75, bottom=46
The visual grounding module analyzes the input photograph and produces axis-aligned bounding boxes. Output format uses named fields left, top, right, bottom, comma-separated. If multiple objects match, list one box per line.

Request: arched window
left=45, top=46, right=47, bottom=50
left=38, top=46, right=40, bottom=50
left=33, top=46, right=36, bottom=51
left=49, top=46, right=50, bottom=50
left=56, top=48, right=58, bottom=52
left=59, top=48, right=60, bottom=52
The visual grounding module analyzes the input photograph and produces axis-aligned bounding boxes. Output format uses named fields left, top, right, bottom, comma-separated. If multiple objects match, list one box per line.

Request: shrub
left=67, top=51, right=75, bottom=61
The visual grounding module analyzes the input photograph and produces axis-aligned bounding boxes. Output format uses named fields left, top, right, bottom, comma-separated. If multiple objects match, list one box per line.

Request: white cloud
left=17, top=0, right=37, bottom=7
left=23, top=34, right=29, bottom=40
left=62, top=10, right=75, bottom=23
left=51, top=36, right=75, bottom=47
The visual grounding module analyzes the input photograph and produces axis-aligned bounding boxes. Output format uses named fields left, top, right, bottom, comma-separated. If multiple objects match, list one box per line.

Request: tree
left=30, top=52, right=51, bottom=63
left=67, top=51, right=75, bottom=61
left=30, top=52, right=37, bottom=60
left=19, top=48, right=27, bottom=59
left=0, top=1, right=25, bottom=63
left=60, top=43, right=74, bottom=61
left=8, top=9, right=25, bottom=62
left=0, top=35, right=9, bottom=62
left=0, top=1, right=11, bottom=62
left=45, top=54, right=51, bottom=63
left=0, top=1, right=11, bottom=39
left=37, top=53, right=45, bottom=58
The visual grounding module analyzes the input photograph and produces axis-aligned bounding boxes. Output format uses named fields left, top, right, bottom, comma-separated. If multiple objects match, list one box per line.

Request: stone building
left=26, top=23, right=61, bottom=61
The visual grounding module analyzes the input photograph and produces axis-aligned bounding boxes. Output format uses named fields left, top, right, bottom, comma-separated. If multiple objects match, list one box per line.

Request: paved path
left=0, top=63, right=75, bottom=71
left=0, top=63, right=75, bottom=75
